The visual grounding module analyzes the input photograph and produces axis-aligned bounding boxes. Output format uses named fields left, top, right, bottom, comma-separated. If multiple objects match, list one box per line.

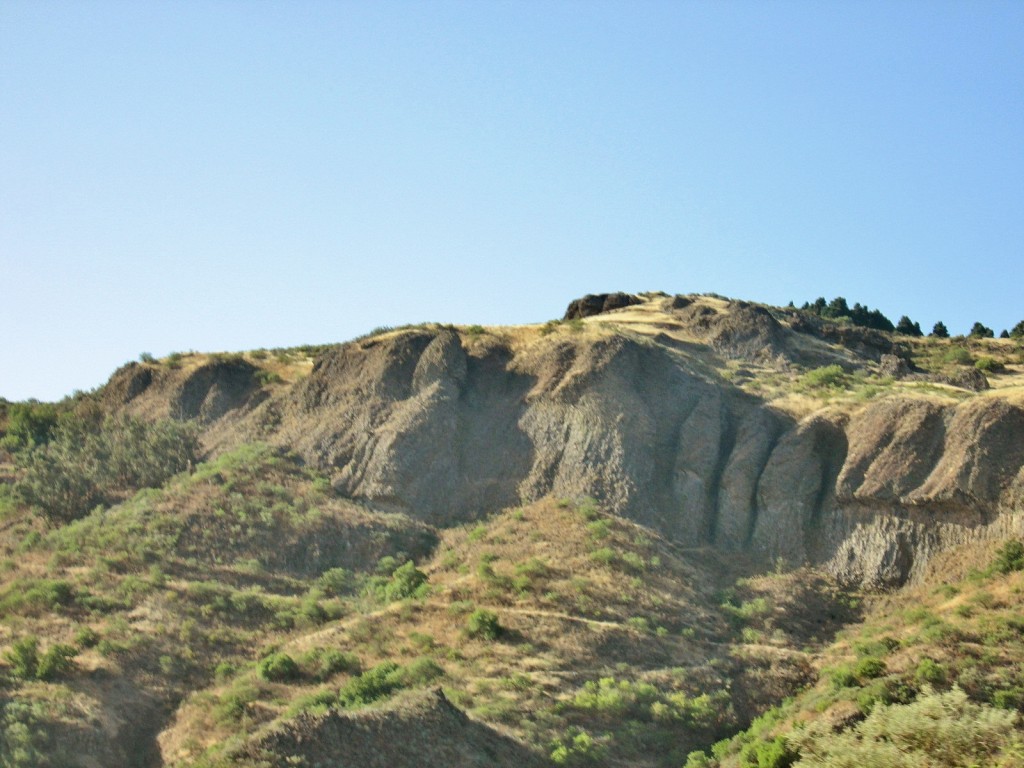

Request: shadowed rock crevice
left=171, top=359, right=261, bottom=423
left=715, top=407, right=789, bottom=550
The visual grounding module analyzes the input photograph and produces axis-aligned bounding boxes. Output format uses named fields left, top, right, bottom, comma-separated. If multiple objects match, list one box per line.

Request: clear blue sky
left=2, top=1, right=1022, bottom=402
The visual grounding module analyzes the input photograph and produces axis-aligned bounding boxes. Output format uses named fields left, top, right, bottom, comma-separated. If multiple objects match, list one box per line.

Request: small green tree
left=1010, top=320, right=1024, bottom=339
left=895, top=316, right=923, bottom=336
left=4, top=636, right=39, bottom=679
left=384, top=561, right=428, bottom=602
left=338, top=661, right=404, bottom=707
left=259, top=652, right=300, bottom=682
left=1, top=402, right=60, bottom=451
left=466, top=609, right=502, bottom=640
left=930, top=321, right=950, bottom=338
left=969, top=321, right=994, bottom=338
left=992, top=540, right=1024, bottom=574
left=36, top=644, right=77, bottom=681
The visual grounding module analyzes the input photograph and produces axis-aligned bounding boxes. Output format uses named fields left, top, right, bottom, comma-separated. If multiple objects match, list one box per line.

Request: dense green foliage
left=793, top=687, right=1021, bottom=767
left=14, top=415, right=199, bottom=523
left=336, top=658, right=443, bottom=708
left=465, top=608, right=502, bottom=640
left=799, top=297, right=894, bottom=332
left=894, top=315, right=922, bottom=336
left=970, top=321, right=995, bottom=338
left=0, top=402, right=61, bottom=452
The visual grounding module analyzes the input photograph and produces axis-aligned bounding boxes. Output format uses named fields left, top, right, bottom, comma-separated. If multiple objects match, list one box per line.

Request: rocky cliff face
left=107, top=294, right=1024, bottom=587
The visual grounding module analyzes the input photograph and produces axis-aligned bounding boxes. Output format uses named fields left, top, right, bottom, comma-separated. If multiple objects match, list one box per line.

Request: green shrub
left=259, top=652, right=300, bottom=682
left=627, top=616, right=652, bottom=634
left=791, top=686, right=1020, bottom=767
left=540, top=320, right=562, bottom=336
left=36, top=644, right=76, bottom=681
left=829, top=665, right=857, bottom=689
left=215, top=682, right=260, bottom=723
left=214, top=661, right=236, bottom=682
left=514, top=558, right=548, bottom=579
left=401, top=657, right=444, bottom=686
left=338, top=661, right=404, bottom=707
left=255, top=369, right=283, bottom=386
left=800, top=365, right=848, bottom=390
left=943, top=347, right=973, bottom=365
left=619, top=551, right=645, bottom=573
left=74, top=626, right=100, bottom=649
left=587, top=519, right=611, bottom=540
left=15, top=415, right=200, bottom=523
left=590, top=547, right=616, bottom=566
left=287, top=688, right=339, bottom=717
left=301, top=648, right=360, bottom=681
left=915, top=658, right=946, bottom=686
left=992, top=540, right=1024, bottom=574
left=576, top=497, right=600, bottom=520
left=991, top=687, right=1024, bottom=710
left=466, top=609, right=502, bottom=640
left=383, top=561, right=428, bottom=602
left=573, top=676, right=660, bottom=718
left=318, top=567, right=351, bottom=596
left=1, top=402, right=60, bottom=451
left=739, top=736, right=796, bottom=768
left=550, top=728, right=607, bottom=765
left=853, top=656, right=887, bottom=680
left=724, top=596, right=772, bottom=626
left=4, top=636, right=39, bottom=679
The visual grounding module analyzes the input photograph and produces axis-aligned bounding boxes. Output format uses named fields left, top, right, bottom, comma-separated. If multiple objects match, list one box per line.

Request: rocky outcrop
left=563, top=292, right=642, bottom=319
left=788, top=313, right=910, bottom=363
left=171, top=359, right=262, bottom=423
left=102, top=362, right=155, bottom=406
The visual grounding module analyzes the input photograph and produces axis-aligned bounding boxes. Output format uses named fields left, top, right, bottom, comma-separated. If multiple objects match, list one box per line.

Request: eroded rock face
left=97, top=299, right=1024, bottom=587
left=103, top=362, right=154, bottom=406
left=171, top=359, right=261, bottom=423
left=752, top=415, right=848, bottom=564
left=235, top=325, right=1024, bottom=585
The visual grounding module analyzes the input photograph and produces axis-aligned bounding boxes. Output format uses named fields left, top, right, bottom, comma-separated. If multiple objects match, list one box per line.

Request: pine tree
left=896, top=316, right=923, bottom=337
left=969, top=322, right=994, bottom=338
left=931, top=321, right=950, bottom=338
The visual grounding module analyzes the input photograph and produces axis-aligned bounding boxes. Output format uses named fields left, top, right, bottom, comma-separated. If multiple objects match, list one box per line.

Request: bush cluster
left=14, top=415, right=200, bottom=523
left=4, top=636, right=77, bottom=681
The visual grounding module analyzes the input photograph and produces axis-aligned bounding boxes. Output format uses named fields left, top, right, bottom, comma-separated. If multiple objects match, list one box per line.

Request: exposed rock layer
left=107, top=296, right=1024, bottom=587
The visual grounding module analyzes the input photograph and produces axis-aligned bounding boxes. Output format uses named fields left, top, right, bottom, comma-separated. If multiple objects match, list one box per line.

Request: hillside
left=1, top=291, right=1023, bottom=767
